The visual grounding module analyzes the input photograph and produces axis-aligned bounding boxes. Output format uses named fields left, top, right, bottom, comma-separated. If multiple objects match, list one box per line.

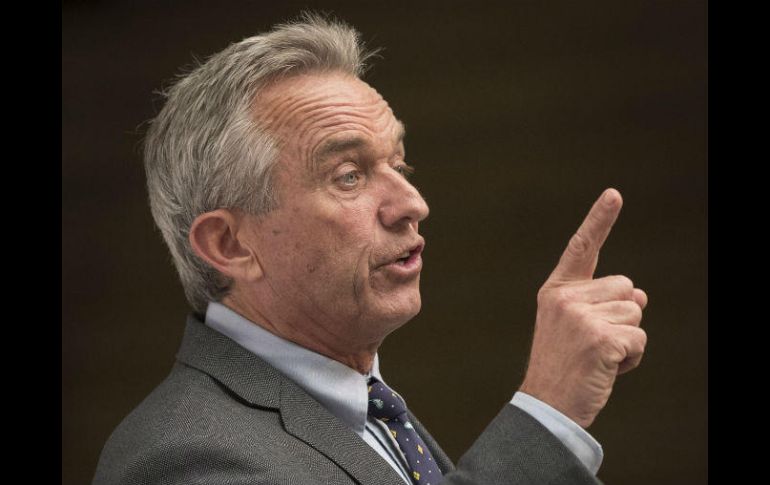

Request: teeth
left=399, top=251, right=410, bottom=259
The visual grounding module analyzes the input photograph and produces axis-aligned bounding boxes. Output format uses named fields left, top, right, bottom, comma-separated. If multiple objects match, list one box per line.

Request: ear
left=188, top=209, right=264, bottom=282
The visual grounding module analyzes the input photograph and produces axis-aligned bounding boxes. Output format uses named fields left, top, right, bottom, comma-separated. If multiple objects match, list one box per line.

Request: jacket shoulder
left=92, top=362, right=286, bottom=485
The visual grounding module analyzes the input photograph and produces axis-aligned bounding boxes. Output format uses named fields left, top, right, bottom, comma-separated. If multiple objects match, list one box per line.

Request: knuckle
left=555, top=287, right=574, bottom=301
left=577, top=311, right=595, bottom=327
left=553, top=290, right=590, bottom=314
left=636, top=328, right=648, bottom=348
left=538, top=287, right=580, bottom=315
left=555, top=298, right=573, bottom=314
left=626, top=328, right=647, bottom=356
left=618, top=300, right=642, bottom=320
left=590, top=328, right=611, bottom=348
left=614, top=275, right=634, bottom=290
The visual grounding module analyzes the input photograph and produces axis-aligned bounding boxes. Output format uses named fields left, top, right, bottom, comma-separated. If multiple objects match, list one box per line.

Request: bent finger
left=632, top=288, right=648, bottom=310
left=559, top=275, right=636, bottom=304
left=593, top=300, right=643, bottom=327
left=609, top=326, right=647, bottom=374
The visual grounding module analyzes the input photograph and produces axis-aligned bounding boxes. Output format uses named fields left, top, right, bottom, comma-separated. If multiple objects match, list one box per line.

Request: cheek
left=311, top=205, right=381, bottom=289
left=260, top=175, right=382, bottom=276
left=267, top=208, right=374, bottom=278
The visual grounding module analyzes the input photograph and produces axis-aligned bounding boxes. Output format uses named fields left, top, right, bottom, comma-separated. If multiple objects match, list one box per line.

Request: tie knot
left=367, top=378, right=407, bottom=420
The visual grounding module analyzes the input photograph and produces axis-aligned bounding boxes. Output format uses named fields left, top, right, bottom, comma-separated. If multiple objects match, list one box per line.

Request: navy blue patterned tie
left=367, top=377, right=444, bottom=485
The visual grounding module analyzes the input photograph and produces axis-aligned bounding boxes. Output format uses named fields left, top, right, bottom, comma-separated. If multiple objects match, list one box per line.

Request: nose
left=378, top=169, right=430, bottom=229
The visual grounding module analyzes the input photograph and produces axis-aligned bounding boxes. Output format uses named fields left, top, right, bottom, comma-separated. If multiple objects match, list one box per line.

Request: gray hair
left=143, top=12, right=378, bottom=315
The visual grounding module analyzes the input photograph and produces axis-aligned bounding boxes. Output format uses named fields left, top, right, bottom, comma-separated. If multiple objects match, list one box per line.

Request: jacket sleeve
left=441, top=404, right=602, bottom=485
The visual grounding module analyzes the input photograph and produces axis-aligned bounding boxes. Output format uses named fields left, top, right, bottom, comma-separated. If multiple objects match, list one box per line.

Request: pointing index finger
left=548, top=188, right=623, bottom=283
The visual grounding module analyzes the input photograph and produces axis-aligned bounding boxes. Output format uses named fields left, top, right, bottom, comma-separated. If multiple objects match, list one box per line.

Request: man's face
left=240, top=72, right=429, bottom=348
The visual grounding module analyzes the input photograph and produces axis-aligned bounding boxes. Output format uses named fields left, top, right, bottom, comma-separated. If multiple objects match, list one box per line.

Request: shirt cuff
left=510, top=391, right=604, bottom=475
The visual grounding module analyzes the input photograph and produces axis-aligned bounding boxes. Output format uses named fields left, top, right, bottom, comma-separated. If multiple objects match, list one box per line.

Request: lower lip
left=382, top=251, right=423, bottom=278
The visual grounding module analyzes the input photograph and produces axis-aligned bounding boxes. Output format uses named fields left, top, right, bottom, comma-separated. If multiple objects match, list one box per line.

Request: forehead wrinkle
left=297, top=104, right=396, bottom=168
left=255, top=71, right=385, bottom=125
left=297, top=98, right=392, bottom=127
left=256, top=83, right=347, bottom=136
left=291, top=78, right=385, bottom=114
left=262, top=96, right=391, bottom=157
left=297, top=110, right=377, bottom=149
left=299, top=106, right=391, bottom=139
left=266, top=78, right=385, bottom=122
left=297, top=105, right=402, bottom=156
left=304, top=117, right=406, bottom=175
left=298, top=97, right=394, bottom=137
left=255, top=75, right=403, bottom=179
left=305, top=105, right=399, bottom=149
left=258, top=91, right=333, bottom=140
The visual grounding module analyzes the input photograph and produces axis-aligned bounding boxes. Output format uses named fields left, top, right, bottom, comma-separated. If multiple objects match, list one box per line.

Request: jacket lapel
left=175, top=314, right=281, bottom=409
left=280, top=377, right=407, bottom=485
left=176, top=314, right=407, bottom=485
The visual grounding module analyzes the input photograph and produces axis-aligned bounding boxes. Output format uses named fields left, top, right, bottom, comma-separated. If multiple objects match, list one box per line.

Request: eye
left=336, top=170, right=362, bottom=188
left=395, top=164, right=416, bottom=179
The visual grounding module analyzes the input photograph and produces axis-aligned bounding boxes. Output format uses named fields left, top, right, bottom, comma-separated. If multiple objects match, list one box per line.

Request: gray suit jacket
left=93, top=315, right=599, bottom=484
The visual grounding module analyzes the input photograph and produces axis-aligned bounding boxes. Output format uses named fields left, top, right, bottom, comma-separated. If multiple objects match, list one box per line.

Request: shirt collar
left=204, top=301, right=383, bottom=435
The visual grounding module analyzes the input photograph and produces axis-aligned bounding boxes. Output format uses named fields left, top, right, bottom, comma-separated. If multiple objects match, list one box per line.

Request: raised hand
left=519, top=188, right=648, bottom=428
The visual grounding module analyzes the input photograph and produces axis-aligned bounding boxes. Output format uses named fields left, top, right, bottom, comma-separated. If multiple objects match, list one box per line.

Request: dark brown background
left=62, top=1, right=707, bottom=484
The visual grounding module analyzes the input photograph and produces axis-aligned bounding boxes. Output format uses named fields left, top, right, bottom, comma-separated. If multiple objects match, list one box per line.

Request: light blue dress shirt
left=204, top=302, right=603, bottom=480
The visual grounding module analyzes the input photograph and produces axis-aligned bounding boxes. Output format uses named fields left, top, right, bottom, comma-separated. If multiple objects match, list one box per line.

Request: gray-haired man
left=94, top=13, right=647, bottom=485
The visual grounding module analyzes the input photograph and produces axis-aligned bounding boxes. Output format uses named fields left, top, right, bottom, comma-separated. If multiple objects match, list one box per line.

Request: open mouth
left=392, top=244, right=423, bottom=266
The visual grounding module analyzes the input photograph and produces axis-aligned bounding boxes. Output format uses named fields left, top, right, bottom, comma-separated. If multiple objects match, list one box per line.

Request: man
left=94, top=13, right=647, bottom=485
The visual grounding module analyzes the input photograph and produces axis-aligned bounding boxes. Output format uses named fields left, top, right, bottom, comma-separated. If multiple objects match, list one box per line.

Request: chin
left=374, top=290, right=422, bottom=330
left=361, top=276, right=423, bottom=334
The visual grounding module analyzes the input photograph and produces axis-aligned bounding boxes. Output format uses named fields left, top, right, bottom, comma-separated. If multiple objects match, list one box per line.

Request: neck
left=221, top=294, right=380, bottom=375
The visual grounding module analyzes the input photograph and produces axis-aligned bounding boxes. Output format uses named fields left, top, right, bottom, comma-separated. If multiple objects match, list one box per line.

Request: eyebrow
left=311, top=120, right=407, bottom=171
